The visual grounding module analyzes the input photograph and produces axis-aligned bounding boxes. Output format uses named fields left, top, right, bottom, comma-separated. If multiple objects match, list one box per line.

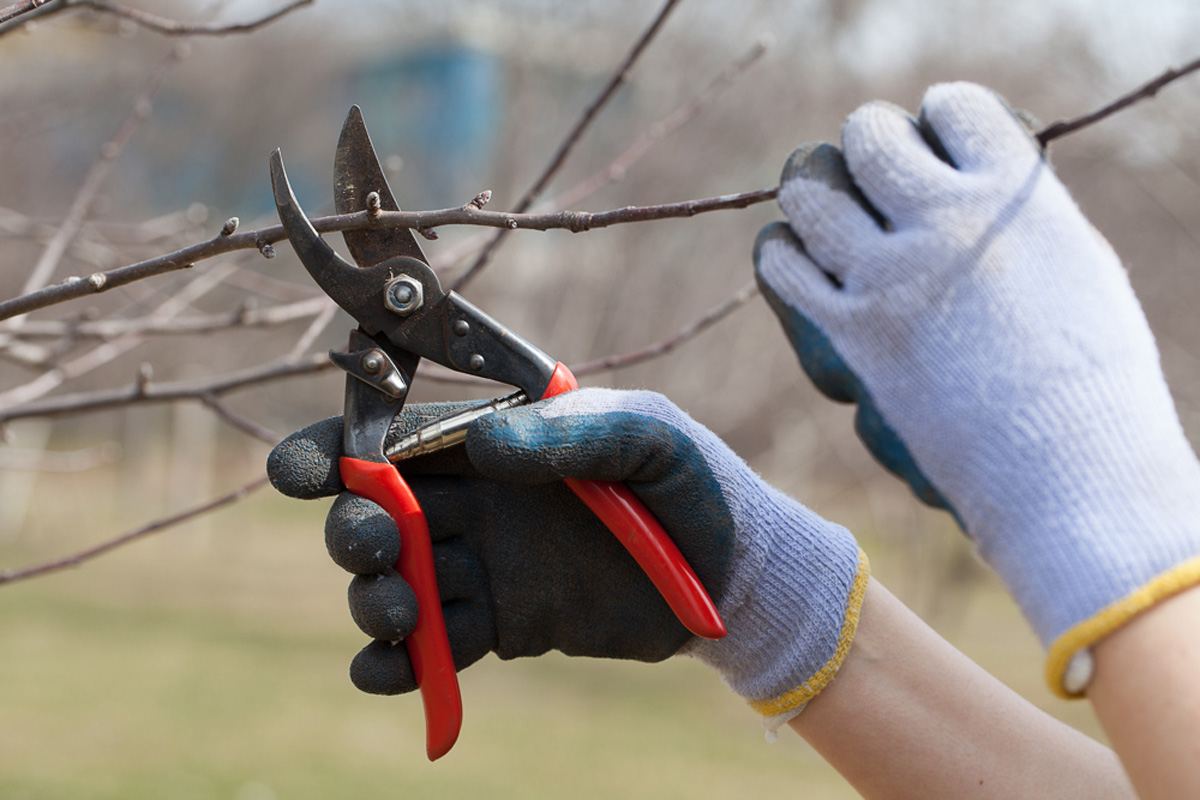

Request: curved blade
left=335, top=105, right=429, bottom=268
left=271, top=148, right=386, bottom=328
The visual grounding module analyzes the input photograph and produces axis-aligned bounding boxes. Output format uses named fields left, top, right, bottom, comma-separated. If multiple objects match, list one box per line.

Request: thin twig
left=0, top=475, right=271, bottom=586
left=73, top=0, right=311, bottom=36
left=199, top=394, right=280, bottom=444
left=18, top=45, right=185, bottom=299
left=0, top=0, right=56, bottom=26
left=1038, top=55, right=1200, bottom=145
left=451, top=0, right=684, bottom=292
left=572, top=281, right=759, bottom=375
left=0, top=0, right=308, bottom=35
left=551, top=36, right=771, bottom=210
left=1, top=261, right=240, bottom=410
left=0, top=353, right=330, bottom=423
left=1, top=280, right=762, bottom=419
left=0, top=187, right=779, bottom=322
left=7, top=296, right=327, bottom=342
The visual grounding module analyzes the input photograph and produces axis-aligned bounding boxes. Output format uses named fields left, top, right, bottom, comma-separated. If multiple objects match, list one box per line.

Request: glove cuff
left=685, top=487, right=869, bottom=726
left=1046, top=554, right=1200, bottom=698
left=746, top=548, right=870, bottom=721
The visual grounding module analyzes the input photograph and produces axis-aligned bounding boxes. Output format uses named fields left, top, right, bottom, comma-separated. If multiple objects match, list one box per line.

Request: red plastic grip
left=541, top=363, right=727, bottom=640
left=340, top=457, right=463, bottom=761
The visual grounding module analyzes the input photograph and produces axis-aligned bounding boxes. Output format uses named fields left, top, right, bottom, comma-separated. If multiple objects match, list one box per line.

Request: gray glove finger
left=326, top=492, right=400, bottom=575
left=267, top=401, right=494, bottom=502
left=350, top=640, right=414, bottom=696
left=348, top=570, right=418, bottom=641
left=782, top=141, right=889, bottom=231
left=267, top=416, right=344, bottom=500
left=348, top=602, right=495, bottom=696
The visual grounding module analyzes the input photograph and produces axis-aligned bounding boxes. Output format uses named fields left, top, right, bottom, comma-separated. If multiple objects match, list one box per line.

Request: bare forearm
left=1088, top=584, right=1200, bottom=799
left=789, top=579, right=1134, bottom=799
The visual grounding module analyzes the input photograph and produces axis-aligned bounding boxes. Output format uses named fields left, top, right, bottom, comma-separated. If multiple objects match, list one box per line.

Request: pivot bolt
left=384, top=275, right=424, bottom=316
left=361, top=351, right=384, bottom=374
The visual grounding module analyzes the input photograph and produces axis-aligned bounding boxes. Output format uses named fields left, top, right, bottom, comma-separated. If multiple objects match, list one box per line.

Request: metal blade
left=335, top=105, right=429, bottom=268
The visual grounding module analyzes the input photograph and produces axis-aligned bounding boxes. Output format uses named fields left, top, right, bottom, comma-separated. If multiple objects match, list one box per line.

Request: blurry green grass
left=0, top=468, right=1107, bottom=799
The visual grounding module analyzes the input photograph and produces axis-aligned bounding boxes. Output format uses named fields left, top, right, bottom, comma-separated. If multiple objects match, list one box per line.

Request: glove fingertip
left=326, top=493, right=399, bottom=575
left=349, top=572, right=419, bottom=641
left=266, top=416, right=344, bottom=500
left=350, top=640, right=417, bottom=696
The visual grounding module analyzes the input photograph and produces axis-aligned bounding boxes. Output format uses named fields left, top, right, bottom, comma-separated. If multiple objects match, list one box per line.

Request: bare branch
left=452, top=0, right=685, bottom=292
left=573, top=281, right=759, bottom=375
left=1038, top=55, right=1200, bottom=145
left=9, top=296, right=327, bottom=341
left=0, top=261, right=240, bottom=409
left=551, top=36, right=771, bottom=210
left=18, top=45, right=185, bottom=299
left=199, top=394, right=280, bottom=444
left=72, top=0, right=311, bottom=36
left=0, top=353, right=329, bottom=423
left=0, top=0, right=58, bottom=26
left=0, top=188, right=779, bottom=322
left=0, top=0, right=309, bottom=36
left=0, top=475, right=271, bottom=586
left=1, top=280, right=761, bottom=420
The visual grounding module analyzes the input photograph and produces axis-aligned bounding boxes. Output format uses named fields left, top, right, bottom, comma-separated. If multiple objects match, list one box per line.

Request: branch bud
left=466, top=190, right=492, bottom=210
left=366, top=191, right=382, bottom=220
left=220, top=217, right=239, bottom=236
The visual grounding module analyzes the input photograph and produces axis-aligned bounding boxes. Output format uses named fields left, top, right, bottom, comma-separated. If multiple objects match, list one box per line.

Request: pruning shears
left=269, top=107, right=726, bottom=761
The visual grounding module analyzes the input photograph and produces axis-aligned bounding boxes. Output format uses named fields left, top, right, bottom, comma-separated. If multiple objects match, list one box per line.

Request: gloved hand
left=753, top=81, right=1200, bottom=696
left=267, top=388, right=868, bottom=726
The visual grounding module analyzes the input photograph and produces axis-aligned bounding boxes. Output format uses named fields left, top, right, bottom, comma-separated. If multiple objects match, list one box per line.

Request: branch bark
left=0, top=187, right=779, bottom=322
left=452, top=0, right=684, bottom=292
left=0, top=475, right=271, bottom=586
left=0, top=0, right=309, bottom=36
left=1038, top=55, right=1200, bottom=145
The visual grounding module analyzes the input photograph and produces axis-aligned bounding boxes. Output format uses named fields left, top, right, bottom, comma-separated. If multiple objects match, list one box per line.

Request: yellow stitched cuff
left=1046, top=554, right=1200, bottom=699
left=748, top=548, right=870, bottom=717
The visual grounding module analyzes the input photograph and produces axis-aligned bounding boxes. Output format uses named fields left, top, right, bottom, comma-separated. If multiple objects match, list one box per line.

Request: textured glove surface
left=267, top=389, right=866, bottom=720
left=754, top=81, right=1200, bottom=693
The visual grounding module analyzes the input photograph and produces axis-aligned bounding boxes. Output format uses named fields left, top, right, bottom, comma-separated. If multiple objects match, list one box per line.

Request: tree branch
left=572, top=280, right=759, bottom=375
left=0, top=475, right=271, bottom=586
left=0, top=352, right=329, bottom=423
left=18, top=45, right=185, bottom=299
left=452, top=0, right=684, bottom=292
left=0, top=0, right=309, bottom=36
left=1, top=279, right=762, bottom=421
left=73, top=0, right=311, bottom=36
left=1038, top=55, right=1200, bottom=145
left=550, top=35, right=771, bottom=210
left=7, top=296, right=327, bottom=342
left=0, top=187, right=779, bottom=322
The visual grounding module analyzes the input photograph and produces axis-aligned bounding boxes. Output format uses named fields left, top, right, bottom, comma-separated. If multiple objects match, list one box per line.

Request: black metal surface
left=334, top=105, right=429, bottom=268
left=340, top=330, right=410, bottom=462
left=271, top=147, right=560, bottom=401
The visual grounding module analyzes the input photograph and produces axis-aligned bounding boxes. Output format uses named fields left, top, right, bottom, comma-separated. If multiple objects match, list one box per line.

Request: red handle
left=341, top=457, right=463, bottom=761
left=543, top=364, right=727, bottom=641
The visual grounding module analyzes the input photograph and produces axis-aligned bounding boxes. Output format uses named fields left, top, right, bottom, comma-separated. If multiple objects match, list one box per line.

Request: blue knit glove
left=753, top=82, right=1200, bottom=696
left=268, top=389, right=869, bottom=726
